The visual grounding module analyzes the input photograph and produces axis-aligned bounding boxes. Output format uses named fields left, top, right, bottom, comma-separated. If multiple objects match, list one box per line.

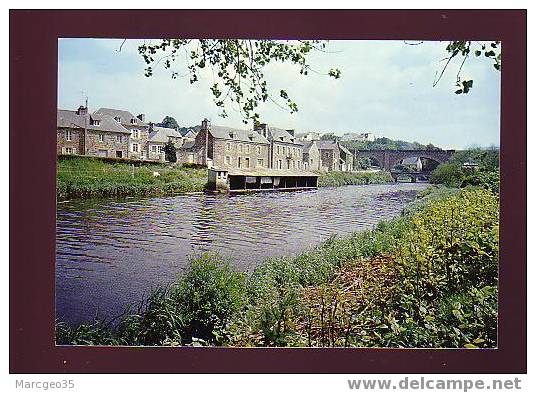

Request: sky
left=58, top=39, right=500, bottom=150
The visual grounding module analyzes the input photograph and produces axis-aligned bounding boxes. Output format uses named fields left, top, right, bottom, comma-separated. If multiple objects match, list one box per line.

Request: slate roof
left=301, top=140, right=318, bottom=153
left=317, top=140, right=338, bottom=150
left=265, top=126, right=302, bottom=145
left=180, top=140, right=196, bottom=150
left=93, top=107, right=148, bottom=127
left=57, top=109, right=131, bottom=134
left=339, top=144, right=352, bottom=156
left=209, top=125, right=270, bottom=144
left=211, top=167, right=319, bottom=177
left=148, top=126, right=182, bottom=143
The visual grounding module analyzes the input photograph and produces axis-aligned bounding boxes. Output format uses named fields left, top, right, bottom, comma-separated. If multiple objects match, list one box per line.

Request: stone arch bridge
left=352, top=149, right=456, bottom=181
left=353, top=149, right=455, bottom=171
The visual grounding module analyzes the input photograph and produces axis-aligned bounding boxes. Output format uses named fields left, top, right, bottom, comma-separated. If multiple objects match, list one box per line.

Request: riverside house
left=301, top=140, right=321, bottom=171
left=253, top=123, right=304, bottom=170
left=193, top=119, right=271, bottom=169
left=317, top=140, right=354, bottom=172
left=57, top=106, right=183, bottom=162
left=93, top=108, right=149, bottom=160
left=57, top=106, right=131, bottom=158
left=147, top=124, right=183, bottom=161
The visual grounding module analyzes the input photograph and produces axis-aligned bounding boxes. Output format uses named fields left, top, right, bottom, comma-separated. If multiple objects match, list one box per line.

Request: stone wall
left=57, top=128, right=83, bottom=154
left=320, top=148, right=338, bottom=171
left=304, top=143, right=321, bottom=171
left=272, top=142, right=303, bottom=170
left=214, top=137, right=270, bottom=169
left=85, top=130, right=129, bottom=158
left=124, top=124, right=150, bottom=160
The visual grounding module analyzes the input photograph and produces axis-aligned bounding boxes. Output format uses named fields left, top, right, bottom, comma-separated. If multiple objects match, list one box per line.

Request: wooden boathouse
left=207, top=168, right=319, bottom=193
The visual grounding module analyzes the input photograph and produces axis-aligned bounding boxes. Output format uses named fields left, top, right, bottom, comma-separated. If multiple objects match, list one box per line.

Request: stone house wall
left=85, top=130, right=130, bottom=158
left=320, top=148, right=339, bottom=171
left=304, top=143, right=321, bottom=171
left=272, top=142, right=303, bottom=170
left=125, top=124, right=150, bottom=160
left=57, top=128, right=83, bottom=155
left=194, top=129, right=270, bottom=169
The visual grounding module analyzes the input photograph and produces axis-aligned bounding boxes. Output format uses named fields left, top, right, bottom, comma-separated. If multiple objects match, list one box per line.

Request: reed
left=56, top=186, right=498, bottom=348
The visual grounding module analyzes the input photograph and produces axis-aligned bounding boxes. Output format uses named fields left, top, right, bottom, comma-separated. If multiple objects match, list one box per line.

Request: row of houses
left=56, top=105, right=354, bottom=172
left=57, top=106, right=196, bottom=161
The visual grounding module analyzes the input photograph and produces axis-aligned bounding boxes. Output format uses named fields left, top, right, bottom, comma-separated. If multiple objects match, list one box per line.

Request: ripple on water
left=56, top=183, right=429, bottom=324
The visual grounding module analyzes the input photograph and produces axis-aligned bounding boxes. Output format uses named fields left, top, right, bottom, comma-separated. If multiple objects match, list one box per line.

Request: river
left=56, top=183, right=429, bottom=325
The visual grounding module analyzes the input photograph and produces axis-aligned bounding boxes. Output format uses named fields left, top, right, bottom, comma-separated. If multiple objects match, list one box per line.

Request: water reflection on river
left=56, top=183, right=428, bottom=324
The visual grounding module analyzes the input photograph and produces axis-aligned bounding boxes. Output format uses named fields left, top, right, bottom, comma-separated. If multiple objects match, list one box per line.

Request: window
left=99, top=134, right=105, bottom=142
left=130, top=118, right=137, bottom=124
left=257, top=159, right=264, bottom=167
left=65, top=147, right=73, bottom=154
left=277, top=145, right=280, bottom=154
left=256, top=146, right=261, bottom=154
left=114, top=116, right=121, bottom=122
left=158, top=146, right=164, bottom=153
left=278, top=160, right=282, bottom=169
left=132, top=143, right=139, bottom=153
left=246, top=145, right=250, bottom=153
left=117, top=135, right=122, bottom=143
left=151, top=145, right=157, bottom=153
left=225, top=156, right=231, bottom=165
left=90, top=119, right=101, bottom=126
left=132, top=129, right=139, bottom=139
left=245, top=157, right=250, bottom=168
left=226, top=142, right=231, bottom=151
left=282, top=146, right=286, bottom=154
left=65, top=130, right=72, bottom=141
left=239, top=144, right=243, bottom=153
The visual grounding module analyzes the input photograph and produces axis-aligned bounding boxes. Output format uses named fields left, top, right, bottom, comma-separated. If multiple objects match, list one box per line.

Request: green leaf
left=464, top=343, right=479, bottom=348
left=475, top=50, right=481, bottom=57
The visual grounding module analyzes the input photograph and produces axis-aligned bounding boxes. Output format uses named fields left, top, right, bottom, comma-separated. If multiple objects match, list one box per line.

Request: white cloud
left=58, top=39, right=500, bottom=149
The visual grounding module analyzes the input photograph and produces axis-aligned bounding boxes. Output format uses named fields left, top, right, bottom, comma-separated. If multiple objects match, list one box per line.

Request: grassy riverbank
left=57, top=156, right=392, bottom=199
left=56, top=185, right=498, bottom=348
left=57, top=156, right=208, bottom=199
left=317, top=170, right=393, bottom=187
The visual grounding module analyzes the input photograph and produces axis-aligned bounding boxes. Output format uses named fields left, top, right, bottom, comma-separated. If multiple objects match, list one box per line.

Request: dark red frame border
left=10, top=9, right=526, bottom=373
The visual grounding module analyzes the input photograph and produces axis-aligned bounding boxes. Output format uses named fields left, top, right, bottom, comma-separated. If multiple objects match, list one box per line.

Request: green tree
left=138, top=39, right=341, bottom=124
left=320, top=133, right=339, bottom=141
left=163, top=141, right=177, bottom=163
left=432, top=41, right=501, bottom=94
left=160, top=116, right=179, bottom=129
left=356, top=157, right=372, bottom=170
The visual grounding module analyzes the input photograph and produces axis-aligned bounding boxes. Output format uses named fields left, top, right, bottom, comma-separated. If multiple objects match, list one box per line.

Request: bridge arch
left=352, top=149, right=455, bottom=171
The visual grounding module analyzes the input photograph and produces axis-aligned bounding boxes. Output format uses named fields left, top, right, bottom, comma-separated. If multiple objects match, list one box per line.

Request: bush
left=57, top=188, right=498, bottom=348
left=318, top=171, right=393, bottom=187
left=181, top=162, right=207, bottom=169
left=173, top=255, right=247, bottom=344
left=430, top=162, right=465, bottom=186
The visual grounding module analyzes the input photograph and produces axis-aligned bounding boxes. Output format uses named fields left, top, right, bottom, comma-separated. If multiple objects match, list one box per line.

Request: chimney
left=254, top=123, right=268, bottom=137
left=76, top=105, right=88, bottom=116
left=137, top=114, right=146, bottom=122
left=286, top=129, right=295, bottom=137
left=201, top=118, right=210, bottom=130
